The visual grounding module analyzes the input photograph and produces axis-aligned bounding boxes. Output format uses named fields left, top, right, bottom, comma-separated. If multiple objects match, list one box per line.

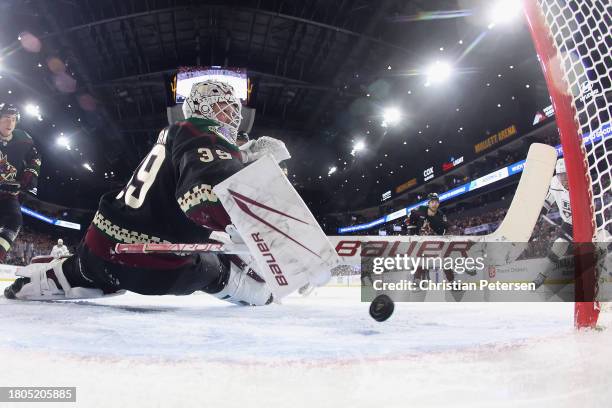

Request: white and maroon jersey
left=544, top=175, right=572, bottom=225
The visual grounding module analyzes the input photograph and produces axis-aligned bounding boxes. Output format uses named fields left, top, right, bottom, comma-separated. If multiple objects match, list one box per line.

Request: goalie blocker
left=213, top=154, right=344, bottom=299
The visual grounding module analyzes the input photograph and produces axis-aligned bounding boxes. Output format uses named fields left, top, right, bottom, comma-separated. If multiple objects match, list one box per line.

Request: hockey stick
left=114, top=241, right=353, bottom=274
left=114, top=242, right=250, bottom=255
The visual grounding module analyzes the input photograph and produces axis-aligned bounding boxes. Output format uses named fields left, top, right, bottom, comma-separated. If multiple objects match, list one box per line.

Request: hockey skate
left=210, top=260, right=273, bottom=306
left=4, top=258, right=122, bottom=301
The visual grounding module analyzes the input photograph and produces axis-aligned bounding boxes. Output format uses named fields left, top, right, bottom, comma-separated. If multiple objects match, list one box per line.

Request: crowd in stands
left=447, top=208, right=508, bottom=235
left=518, top=222, right=558, bottom=260
left=539, top=132, right=560, bottom=147
left=469, top=150, right=524, bottom=180
left=3, top=227, right=74, bottom=266
left=324, top=125, right=570, bottom=259
left=330, top=198, right=564, bottom=260
left=327, top=129, right=560, bottom=235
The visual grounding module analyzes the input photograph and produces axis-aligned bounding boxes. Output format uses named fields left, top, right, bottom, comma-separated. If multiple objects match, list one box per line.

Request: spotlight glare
left=488, top=0, right=523, bottom=26
left=382, top=107, right=401, bottom=126
left=83, top=163, right=93, bottom=172
left=351, top=140, right=366, bottom=156
left=328, top=166, right=337, bottom=176
left=24, top=103, right=43, bottom=120
left=56, top=135, right=71, bottom=150
left=425, top=61, right=452, bottom=85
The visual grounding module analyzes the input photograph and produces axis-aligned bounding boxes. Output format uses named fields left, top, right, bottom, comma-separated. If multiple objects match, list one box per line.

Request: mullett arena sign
left=473, top=125, right=518, bottom=154
left=395, top=178, right=417, bottom=194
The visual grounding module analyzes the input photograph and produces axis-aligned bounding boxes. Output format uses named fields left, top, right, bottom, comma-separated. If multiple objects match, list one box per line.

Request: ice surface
left=0, top=282, right=610, bottom=408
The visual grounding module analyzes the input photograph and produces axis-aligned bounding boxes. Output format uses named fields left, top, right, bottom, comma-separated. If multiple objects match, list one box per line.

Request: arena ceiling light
left=351, top=140, right=366, bottom=156
left=424, top=61, right=452, bottom=86
left=83, top=163, right=93, bottom=172
left=328, top=166, right=337, bottom=176
left=56, top=135, right=71, bottom=150
left=24, top=103, right=43, bottom=121
left=488, top=0, right=523, bottom=28
left=382, top=107, right=401, bottom=127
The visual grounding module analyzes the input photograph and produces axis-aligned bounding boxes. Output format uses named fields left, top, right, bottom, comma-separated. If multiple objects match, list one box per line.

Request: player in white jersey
left=532, top=158, right=573, bottom=289
left=50, top=239, right=70, bottom=259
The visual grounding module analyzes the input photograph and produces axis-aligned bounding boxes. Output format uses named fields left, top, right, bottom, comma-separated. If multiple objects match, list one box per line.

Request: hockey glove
left=240, top=136, right=291, bottom=164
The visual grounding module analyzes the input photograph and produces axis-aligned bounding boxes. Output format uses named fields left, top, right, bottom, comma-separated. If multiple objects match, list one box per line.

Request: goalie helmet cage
left=522, top=0, right=611, bottom=328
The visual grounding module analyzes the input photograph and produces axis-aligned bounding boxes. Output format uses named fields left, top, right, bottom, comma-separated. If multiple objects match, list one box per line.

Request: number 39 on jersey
left=116, top=144, right=166, bottom=209
left=116, top=131, right=235, bottom=209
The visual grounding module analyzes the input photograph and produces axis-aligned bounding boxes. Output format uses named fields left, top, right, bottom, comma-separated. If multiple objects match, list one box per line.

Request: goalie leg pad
left=4, top=257, right=113, bottom=301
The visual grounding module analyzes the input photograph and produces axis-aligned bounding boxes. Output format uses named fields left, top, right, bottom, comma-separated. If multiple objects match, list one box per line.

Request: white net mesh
left=537, top=0, right=611, bottom=241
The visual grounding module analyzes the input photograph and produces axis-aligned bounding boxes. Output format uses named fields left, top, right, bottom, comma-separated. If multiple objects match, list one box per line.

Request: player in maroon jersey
left=5, top=81, right=290, bottom=306
left=0, top=103, right=41, bottom=263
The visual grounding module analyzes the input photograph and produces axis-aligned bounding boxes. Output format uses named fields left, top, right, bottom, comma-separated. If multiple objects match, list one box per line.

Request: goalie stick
left=114, top=242, right=250, bottom=255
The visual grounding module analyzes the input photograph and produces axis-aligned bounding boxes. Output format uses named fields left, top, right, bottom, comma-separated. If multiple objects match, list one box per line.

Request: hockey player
left=0, top=103, right=41, bottom=263
left=405, top=193, right=448, bottom=235
left=50, top=239, right=70, bottom=259
left=532, top=158, right=573, bottom=289
left=5, top=80, right=290, bottom=306
left=405, top=193, right=461, bottom=297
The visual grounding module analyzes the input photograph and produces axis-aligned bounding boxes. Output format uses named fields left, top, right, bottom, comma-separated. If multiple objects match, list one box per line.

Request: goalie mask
left=182, top=80, right=242, bottom=143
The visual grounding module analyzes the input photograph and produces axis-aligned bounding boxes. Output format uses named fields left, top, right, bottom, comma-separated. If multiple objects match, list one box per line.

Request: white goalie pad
left=213, top=155, right=343, bottom=299
left=11, top=258, right=122, bottom=301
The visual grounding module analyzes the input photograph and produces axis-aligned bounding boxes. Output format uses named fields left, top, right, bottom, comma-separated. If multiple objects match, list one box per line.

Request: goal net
left=523, top=0, right=611, bottom=328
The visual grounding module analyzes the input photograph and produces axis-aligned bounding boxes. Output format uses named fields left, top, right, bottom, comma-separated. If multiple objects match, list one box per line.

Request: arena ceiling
left=0, top=0, right=552, bottom=213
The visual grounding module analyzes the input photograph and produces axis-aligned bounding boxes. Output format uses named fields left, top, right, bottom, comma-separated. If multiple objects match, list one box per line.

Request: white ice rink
left=0, top=278, right=611, bottom=408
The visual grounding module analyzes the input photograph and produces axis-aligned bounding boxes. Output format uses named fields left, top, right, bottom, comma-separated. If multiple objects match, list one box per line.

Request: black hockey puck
left=369, top=294, right=394, bottom=322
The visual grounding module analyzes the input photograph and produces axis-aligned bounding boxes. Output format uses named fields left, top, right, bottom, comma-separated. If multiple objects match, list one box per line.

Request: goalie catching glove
left=239, top=136, right=290, bottom=164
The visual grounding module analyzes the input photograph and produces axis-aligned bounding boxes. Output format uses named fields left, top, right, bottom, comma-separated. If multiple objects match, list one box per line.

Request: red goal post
left=522, top=0, right=611, bottom=328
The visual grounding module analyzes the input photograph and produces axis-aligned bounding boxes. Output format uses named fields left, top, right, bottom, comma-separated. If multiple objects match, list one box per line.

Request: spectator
left=25, top=240, right=34, bottom=264
left=3, top=227, right=57, bottom=265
